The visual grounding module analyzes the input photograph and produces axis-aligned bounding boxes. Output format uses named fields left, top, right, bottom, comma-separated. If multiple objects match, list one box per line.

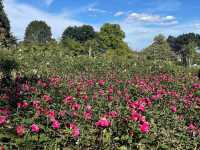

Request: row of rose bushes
left=0, top=73, right=200, bottom=149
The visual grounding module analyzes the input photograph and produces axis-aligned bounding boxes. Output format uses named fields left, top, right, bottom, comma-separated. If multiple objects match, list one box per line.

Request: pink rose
left=22, top=101, right=28, bottom=108
left=171, top=106, right=177, bottom=113
left=32, top=100, right=40, bottom=109
left=16, top=125, right=26, bottom=136
left=0, top=116, right=6, bottom=125
left=98, top=80, right=105, bottom=86
left=63, top=96, right=74, bottom=104
left=31, top=124, right=40, bottom=133
left=108, top=88, right=113, bottom=94
left=48, top=110, right=55, bottom=122
left=43, top=95, right=52, bottom=103
left=139, top=122, right=150, bottom=134
left=70, top=123, right=80, bottom=137
left=84, top=112, right=92, bottom=120
left=95, top=118, right=111, bottom=127
left=108, top=111, right=118, bottom=118
left=108, top=95, right=113, bottom=101
left=188, top=123, right=197, bottom=130
left=72, top=127, right=80, bottom=137
left=138, top=104, right=145, bottom=112
left=98, top=89, right=105, bottom=96
left=85, top=105, right=92, bottom=112
left=151, top=94, right=161, bottom=101
left=130, top=110, right=140, bottom=122
left=82, top=95, right=89, bottom=101
left=72, top=103, right=81, bottom=111
left=58, top=110, right=66, bottom=117
left=52, top=120, right=60, bottom=129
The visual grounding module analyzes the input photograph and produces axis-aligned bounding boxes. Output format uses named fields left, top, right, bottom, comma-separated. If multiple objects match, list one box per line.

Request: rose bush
left=0, top=72, right=200, bottom=149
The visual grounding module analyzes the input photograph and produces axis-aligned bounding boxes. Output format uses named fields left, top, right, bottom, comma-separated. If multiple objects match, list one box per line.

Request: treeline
left=22, top=21, right=133, bottom=57
left=0, top=0, right=200, bottom=67
left=143, top=33, right=200, bottom=67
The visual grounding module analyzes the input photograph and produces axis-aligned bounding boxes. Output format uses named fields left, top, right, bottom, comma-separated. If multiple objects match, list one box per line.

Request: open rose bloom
left=31, top=124, right=40, bottom=133
left=96, top=118, right=111, bottom=127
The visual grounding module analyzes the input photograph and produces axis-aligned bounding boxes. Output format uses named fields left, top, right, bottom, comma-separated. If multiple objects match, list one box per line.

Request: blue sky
left=4, top=0, right=200, bottom=50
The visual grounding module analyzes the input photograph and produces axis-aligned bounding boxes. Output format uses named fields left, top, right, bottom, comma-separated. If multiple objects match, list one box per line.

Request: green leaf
left=118, top=145, right=128, bottom=150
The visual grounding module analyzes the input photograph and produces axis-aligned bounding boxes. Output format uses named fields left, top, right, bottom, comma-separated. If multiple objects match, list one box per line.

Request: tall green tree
left=99, top=23, right=125, bottom=50
left=143, top=34, right=175, bottom=61
left=0, top=0, right=10, bottom=38
left=0, top=0, right=15, bottom=48
left=98, top=23, right=133, bottom=58
left=24, top=20, right=52, bottom=43
left=62, top=25, right=96, bottom=43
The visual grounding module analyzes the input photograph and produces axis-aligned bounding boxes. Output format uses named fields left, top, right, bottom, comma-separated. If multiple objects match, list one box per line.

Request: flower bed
left=0, top=73, right=200, bottom=149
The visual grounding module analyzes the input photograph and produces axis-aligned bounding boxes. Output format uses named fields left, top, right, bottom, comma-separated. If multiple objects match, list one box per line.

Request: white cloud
left=4, top=0, right=83, bottom=40
left=127, top=13, right=178, bottom=25
left=88, top=7, right=107, bottom=13
left=164, top=16, right=176, bottom=21
left=114, top=11, right=125, bottom=17
left=128, top=13, right=161, bottom=22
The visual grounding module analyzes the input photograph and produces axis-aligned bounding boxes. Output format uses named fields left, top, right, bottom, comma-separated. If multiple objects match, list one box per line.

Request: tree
left=153, top=34, right=165, bottom=45
left=182, top=41, right=196, bottom=67
left=167, top=33, right=200, bottom=66
left=143, top=34, right=175, bottom=61
left=98, top=23, right=134, bottom=57
left=84, top=38, right=104, bottom=57
left=0, top=0, right=15, bottom=48
left=62, top=25, right=96, bottom=43
left=24, top=20, right=52, bottom=43
left=99, top=23, right=125, bottom=50
left=0, top=0, right=10, bottom=38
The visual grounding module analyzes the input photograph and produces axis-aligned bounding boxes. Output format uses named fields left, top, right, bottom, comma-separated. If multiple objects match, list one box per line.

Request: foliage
left=167, top=33, right=200, bottom=67
left=143, top=34, right=176, bottom=61
left=24, top=20, right=52, bottom=43
left=61, top=25, right=96, bottom=43
left=0, top=0, right=10, bottom=39
left=98, top=23, right=134, bottom=57
left=61, top=37, right=85, bottom=56
left=98, top=23, right=126, bottom=50
left=0, top=49, right=18, bottom=76
left=0, top=0, right=17, bottom=48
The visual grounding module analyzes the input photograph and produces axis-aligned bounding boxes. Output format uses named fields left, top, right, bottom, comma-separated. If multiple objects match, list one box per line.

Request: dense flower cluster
left=0, top=73, right=199, bottom=148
